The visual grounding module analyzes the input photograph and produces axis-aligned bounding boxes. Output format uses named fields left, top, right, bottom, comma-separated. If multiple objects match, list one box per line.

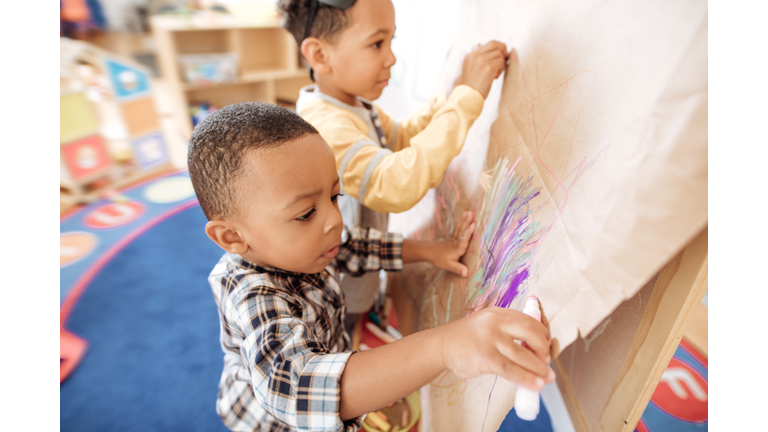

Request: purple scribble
left=495, top=267, right=530, bottom=309
left=466, top=157, right=543, bottom=311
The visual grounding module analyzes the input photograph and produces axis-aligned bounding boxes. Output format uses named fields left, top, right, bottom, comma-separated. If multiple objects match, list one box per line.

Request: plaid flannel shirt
left=209, top=227, right=403, bottom=432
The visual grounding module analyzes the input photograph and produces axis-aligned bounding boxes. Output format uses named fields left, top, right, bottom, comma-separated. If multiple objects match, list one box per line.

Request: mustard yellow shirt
left=296, top=84, right=485, bottom=214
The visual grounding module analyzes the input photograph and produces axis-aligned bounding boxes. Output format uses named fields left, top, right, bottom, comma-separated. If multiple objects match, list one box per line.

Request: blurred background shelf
left=60, top=38, right=176, bottom=209
left=150, top=13, right=312, bottom=136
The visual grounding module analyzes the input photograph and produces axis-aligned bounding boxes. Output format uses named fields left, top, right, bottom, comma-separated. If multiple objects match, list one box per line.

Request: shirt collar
left=229, top=253, right=323, bottom=278
left=296, top=84, right=375, bottom=116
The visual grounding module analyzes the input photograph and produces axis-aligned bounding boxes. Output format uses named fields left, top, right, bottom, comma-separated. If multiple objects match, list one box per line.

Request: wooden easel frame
left=554, top=226, right=708, bottom=431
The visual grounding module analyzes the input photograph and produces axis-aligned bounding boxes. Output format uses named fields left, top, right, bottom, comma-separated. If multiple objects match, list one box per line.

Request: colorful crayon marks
left=466, top=157, right=542, bottom=312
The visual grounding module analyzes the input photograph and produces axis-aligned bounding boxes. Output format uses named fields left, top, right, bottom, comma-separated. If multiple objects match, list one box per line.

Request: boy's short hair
left=187, top=102, right=319, bottom=220
left=278, top=0, right=351, bottom=47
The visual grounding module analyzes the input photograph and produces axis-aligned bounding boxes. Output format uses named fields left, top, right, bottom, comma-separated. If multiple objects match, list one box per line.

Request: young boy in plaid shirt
left=188, top=103, right=555, bottom=432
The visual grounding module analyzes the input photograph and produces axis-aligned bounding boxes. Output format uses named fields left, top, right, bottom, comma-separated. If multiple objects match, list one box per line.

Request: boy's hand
left=439, top=306, right=555, bottom=391
left=401, top=211, right=475, bottom=276
left=455, top=40, right=509, bottom=99
left=432, top=211, right=476, bottom=277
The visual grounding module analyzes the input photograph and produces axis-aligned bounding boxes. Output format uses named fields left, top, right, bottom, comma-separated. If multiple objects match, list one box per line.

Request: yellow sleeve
left=366, top=85, right=485, bottom=213
left=378, top=85, right=482, bottom=153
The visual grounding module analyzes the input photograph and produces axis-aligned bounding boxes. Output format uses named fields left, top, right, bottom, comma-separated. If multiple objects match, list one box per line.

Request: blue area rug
left=499, top=398, right=553, bottom=432
left=60, top=205, right=229, bottom=432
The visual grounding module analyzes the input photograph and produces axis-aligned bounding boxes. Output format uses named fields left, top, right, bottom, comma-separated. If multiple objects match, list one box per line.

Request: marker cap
left=523, top=296, right=541, bottom=322
left=514, top=386, right=540, bottom=420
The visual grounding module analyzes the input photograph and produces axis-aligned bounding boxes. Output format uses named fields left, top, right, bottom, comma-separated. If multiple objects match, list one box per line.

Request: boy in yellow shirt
left=279, top=0, right=508, bottom=316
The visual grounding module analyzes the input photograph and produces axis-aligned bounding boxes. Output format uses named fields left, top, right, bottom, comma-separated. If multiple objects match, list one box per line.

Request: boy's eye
left=296, top=208, right=315, bottom=222
left=372, top=40, right=383, bottom=49
left=331, top=193, right=344, bottom=203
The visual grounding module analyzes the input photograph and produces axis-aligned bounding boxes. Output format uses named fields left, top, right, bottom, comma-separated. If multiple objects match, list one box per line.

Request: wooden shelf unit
left=150, top=14, right=312, bottom=137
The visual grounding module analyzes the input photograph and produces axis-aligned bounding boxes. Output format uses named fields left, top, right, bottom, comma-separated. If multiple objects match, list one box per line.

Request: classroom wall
left=375, top=0, right=460, bottom=120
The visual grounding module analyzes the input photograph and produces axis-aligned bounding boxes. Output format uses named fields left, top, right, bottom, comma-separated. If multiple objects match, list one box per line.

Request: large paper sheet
left=386, top=1, right=707, bottom=430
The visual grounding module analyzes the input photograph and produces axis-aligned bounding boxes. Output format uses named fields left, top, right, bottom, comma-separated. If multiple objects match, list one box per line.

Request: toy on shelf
left=189, top=101, right=218, bottom=127
left=60, top=38, right=174, bottom=206
left=179, top=52, right=239, bottom=86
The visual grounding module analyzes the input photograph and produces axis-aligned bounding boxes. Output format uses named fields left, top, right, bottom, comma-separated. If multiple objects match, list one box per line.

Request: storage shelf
left=241, top=68, right=310, bottom=83
left=151, top=14, right=311, bottom=136
left=181, top=68, right=310, bottom=91
left=151, top=14, right=282, bottom=32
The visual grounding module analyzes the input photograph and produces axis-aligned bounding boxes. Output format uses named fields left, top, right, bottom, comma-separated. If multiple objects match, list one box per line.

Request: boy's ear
left=205, top=220, right=249, bottom=255
left=300, top=37, right=333, bottom=75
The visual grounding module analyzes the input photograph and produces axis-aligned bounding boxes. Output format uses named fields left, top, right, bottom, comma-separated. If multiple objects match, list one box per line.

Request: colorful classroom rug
left=60, top=171, right=230, bottom=431
left=635, top=339, right=708, bottom=432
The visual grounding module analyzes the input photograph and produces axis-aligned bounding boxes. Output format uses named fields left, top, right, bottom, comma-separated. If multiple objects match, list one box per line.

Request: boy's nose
left=325, top=207, right=343, bottom=234
left=386, top=48, right=396, bottom=68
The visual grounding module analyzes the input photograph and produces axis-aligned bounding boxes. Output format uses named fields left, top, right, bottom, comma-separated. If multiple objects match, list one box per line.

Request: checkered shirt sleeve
left=334, top=227, right=403, bottom=276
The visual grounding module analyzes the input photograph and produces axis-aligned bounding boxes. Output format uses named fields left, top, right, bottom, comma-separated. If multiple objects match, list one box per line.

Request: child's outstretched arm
left=339, top=209, right=554, bottom=420
left=339, top=305, right=554, bottom=420
left=380, top=41, right=510, bottom=151
left=354, top=41, right=508, bottom=213
left=402, top=210, right=477, bottom=277
left=334, top=209, right=475, bottom=278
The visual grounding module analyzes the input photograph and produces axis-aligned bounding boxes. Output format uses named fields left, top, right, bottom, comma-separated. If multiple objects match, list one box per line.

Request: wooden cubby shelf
left=151, top=14, right=312, bottom=137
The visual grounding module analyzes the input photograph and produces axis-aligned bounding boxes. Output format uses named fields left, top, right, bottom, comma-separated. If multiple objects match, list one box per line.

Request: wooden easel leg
left=598, top=227, right=708, bottom=432
left=554, top=357, right=591, bottom=432
left=553, top=227, right=708, bottom=432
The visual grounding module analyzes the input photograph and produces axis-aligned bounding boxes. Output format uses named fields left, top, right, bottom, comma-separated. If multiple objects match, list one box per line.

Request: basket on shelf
left=178, top=52, right=239, bottom=85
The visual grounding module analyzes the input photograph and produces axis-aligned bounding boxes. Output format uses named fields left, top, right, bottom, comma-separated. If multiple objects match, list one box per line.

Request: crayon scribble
left=465, top=156, right=543, bottom=311
left=410, top=163, right=471, bottom=242
left=430, top=370, right=496, bottom=409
